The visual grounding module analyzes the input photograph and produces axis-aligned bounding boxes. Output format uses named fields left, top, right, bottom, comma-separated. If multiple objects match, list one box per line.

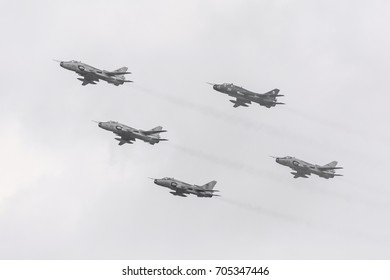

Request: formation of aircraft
left=208, top=82, right=284, bottom=108
left=95, top=120, right=167, bottom=145
left=56, top=60, right=132, bottom=86
left=272, top=156, right=343, bottom=179
left=151, top=177, right=219, bottom=198
left=55, top=59, right=343, bottom=198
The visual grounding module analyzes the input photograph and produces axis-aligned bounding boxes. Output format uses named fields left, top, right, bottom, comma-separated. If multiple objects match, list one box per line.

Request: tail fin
left=319, top=161, right=343, bottom=173
left=147, top=126, right=164, bottom=138
left=107, top=67, right=131, bottom=80
left=324, top=161, right=338, bottom=168
left=265, top=89, right=280, bottom=96
left=150, top=126, right=163, bottom=132
left=113, top=67, right=128, bottom=73
left=202, top=180, right=217, bottom=190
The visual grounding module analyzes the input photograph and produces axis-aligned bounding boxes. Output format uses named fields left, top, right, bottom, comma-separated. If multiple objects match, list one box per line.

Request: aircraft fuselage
left=275, top=156, right=342, bottom=179
left=211, top=83, right=283, bottom=108
left=98, top=121, right=164, bottom=145
left=153, top=177, right=216, bottom=197
left=59, top=60, right=131, bottom=86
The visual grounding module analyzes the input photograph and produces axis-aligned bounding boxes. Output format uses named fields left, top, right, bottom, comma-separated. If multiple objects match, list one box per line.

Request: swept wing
left=230, top=97, right=251, bottom=107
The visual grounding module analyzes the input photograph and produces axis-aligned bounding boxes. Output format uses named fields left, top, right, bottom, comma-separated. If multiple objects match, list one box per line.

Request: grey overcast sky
left=0, top=0, right=389, bottom=259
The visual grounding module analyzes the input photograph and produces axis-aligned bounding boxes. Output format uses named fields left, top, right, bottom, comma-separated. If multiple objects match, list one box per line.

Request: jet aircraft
left=151, top=177, right=219, bottom=197
left=56, top=60, right=132, bottom=86
left=273, top=156, right=343, bottom=179
left=96, top=120, right=167, bottom=145
left=208, top=82, right=284, bottom=108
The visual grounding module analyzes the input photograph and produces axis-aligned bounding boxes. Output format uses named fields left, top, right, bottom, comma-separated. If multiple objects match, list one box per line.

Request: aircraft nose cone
left=98, top=122, right=102, bottom=127
left=213, top=85, right=217, bottom=90
left=154, top=179, right=157, bottom=184
left=276, top=158, right=280, bottom=163
left=60, top=61, right=64, bottom=67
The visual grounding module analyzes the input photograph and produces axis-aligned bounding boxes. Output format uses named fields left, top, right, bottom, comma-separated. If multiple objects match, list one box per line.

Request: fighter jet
left=208, top=82, right=284, bottom=108
left=55, top=60, right=132, bottom=86
left=273, top=156, right=343, bottom=179
left=151, top=177, right=219, bottom=198
left=96, top=120, right=167, bottom=145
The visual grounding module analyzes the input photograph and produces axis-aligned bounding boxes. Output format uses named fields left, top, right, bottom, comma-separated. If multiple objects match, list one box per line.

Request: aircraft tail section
left=114, top=75, right=133, bottom=83
left=113, top=67, right=128, bottom=73
left=142, top=126, right=166, bottom=136
left=150, top=126, right=163, bottom=132
left=319, top=161, right=343, bottom=172
left=265, top=89, right=281, bottom=96
left=201, top=180, right=217, bottom=190
left=324, top=161, right=338, bottom=168
left=107, top=67, right=132, bottom=76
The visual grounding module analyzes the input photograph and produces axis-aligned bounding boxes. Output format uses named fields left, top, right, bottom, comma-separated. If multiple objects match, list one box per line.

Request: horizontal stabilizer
left=146, top=126, right=167, bottom=135
left=318, top=166, right=343, bottom=170
left=107, top=67, right=131, bottom=76
left=143, top=130, right=167, bottom=135
left=158, top=138, right=168, bottom=141
left=106, top=71, right=132, bottom=76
